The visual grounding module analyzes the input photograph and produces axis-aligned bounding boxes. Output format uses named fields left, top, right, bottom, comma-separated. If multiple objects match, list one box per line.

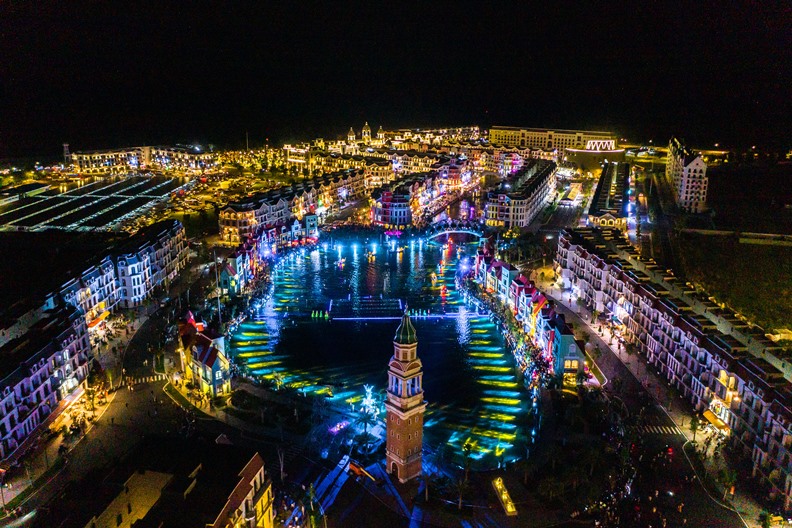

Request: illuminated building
left=219, top=169, right=366, bottom=244
left=587, top=161, right=630, bottom=229
left=484, top=159, right=556, bottom=227
left=0, top=304, right=90, bottom=462
left=556, top=227, right=792, bottom=508
left=370, top=171, right=451, bottom=228
left=54, top=255, right=119, bottom=330
left=70, top=145, right=215, bottom=173
left=666, top=137, right=708, bottom=213
left=113, top=221, right=189, bottom=308
left=488, top=126, right=616, bottom=150
left=178, top=314, right=231, bottom=397
left=385, top=312, right=427, bottom=483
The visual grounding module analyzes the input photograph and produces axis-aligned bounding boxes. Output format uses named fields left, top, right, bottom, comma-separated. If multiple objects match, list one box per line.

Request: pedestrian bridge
left=420, top=220, right=486, bottom=240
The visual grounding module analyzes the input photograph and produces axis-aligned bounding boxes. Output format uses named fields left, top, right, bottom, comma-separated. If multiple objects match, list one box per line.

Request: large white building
left=489, top=126, right=616, bottom=151
left=113, top=220, right=189, bottom=308
left=666, top=137, right=708, bottom=213
left=71, top=146, right=215, bottom=173
left=0, top=304, right=90, bottom=462
left=556, top=227, right=792, bottom=510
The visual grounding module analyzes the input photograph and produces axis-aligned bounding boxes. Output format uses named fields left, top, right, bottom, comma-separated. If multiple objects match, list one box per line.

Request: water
left=230, top=239, right=529, bottom=468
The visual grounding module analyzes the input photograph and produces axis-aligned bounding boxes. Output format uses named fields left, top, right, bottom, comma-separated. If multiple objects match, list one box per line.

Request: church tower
left=385, top=312, right=426, bottom=483
left=361, top=122, right=372, bottom=143
left=347, top=127, right=356, bottom=144
left=377, top=125, right=385, bottom=142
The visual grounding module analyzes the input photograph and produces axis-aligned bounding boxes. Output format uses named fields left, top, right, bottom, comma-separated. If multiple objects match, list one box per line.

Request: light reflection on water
left=230, top=241, right=529, bottom=467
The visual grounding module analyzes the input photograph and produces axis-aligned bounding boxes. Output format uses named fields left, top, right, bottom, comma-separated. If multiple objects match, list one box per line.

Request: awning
left=87, top=310, right=110, bottom=328
left=703, top=410, right=729, bottom=432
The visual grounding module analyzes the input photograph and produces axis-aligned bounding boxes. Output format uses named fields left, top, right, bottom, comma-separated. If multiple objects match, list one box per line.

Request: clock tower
left=385, top=312, right=426, bottom=483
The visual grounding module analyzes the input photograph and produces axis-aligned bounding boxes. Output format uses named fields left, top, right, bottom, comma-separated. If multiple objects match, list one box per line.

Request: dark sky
left=1, top=1, right=790, bottom=159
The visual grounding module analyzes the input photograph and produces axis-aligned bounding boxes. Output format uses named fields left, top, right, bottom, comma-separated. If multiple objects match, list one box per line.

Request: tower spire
left=385, top=312, right=426, bottom=483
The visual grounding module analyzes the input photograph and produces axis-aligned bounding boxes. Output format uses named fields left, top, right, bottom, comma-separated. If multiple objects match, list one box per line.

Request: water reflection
left=230, top=240, right=528, bottom=467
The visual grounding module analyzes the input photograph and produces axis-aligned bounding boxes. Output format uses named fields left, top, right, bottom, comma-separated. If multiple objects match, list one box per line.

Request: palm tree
left=272, top=372, right=284, bottom=391
left=355, top=410, right=376, bottom=436
left=690, top=415, right=700, bottom=442
left=461, top=439, right=475, bottom=483
left=451, top=478, right=469, bottom=510
left=545, top=443, right=562, bottom=472
left=719, top=468, right=737, bottom=501
left=515, top=456, right=538, bottom=486
left=418, top=471, right=434, bottom=502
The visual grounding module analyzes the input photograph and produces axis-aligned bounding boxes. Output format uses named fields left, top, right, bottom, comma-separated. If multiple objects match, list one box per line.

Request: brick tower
left=385, top=312, right=426, bottom=483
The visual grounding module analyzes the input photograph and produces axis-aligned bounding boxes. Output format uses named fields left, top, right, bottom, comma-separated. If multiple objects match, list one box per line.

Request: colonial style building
left=0, top=304, right=90, bottom=462
left=556, top=227, right=792, bottom=509
left=385, top=313, right=426, bottom=483
left=666, top=137, right=709, bottom=214
left=484, top=159, right=557, bottom=228
left=178, top=314, right=231, bottom=398
left=489, top=126, right=616, bottom=151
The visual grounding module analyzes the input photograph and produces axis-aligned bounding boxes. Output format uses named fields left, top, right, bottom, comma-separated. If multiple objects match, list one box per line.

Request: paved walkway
left=534, top=270, right=759, bottom=528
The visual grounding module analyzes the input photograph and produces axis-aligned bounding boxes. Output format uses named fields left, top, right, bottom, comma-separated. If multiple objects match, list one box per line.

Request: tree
left=355, top=410, right=376, bottom=436
left=575, top=370, right=588, bottom=387
left=758, top=510, right=772, bottom=528
left=418, top=471, right=434, bottom=502
left=690, top=415, right=700, bottom=442
left=272, top=372, right=284, bottom=391
left=277, top=445, right=287, bottom=483
left=719, top=468, right=737, bottom=501
left=515, top=457, right=538, bottom=486
left=451, top=478, right=469, bottom=510
left=462, top=439, right=475, bottom=483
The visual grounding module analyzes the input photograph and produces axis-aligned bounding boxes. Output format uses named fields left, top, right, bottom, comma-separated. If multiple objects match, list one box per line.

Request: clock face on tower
left=385, top=312, right=426, bottom=483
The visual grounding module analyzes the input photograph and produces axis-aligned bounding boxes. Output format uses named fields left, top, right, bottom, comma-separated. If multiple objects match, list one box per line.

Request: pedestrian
left=111, top=417, right=114, bottom=425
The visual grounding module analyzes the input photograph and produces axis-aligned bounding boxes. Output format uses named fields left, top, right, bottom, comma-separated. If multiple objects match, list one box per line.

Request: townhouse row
left=441, top=139, right=556, bottom=173
left=218, top=168, right=366, bottom=245
left=369, top=164, right=472, bottom=229
left=0, top=221, right=189, bottom=463
left=556, top=227, right=792, bottom=510
left=472, top=250, right=586, bottom=383
left=484, top=159, right=557, bottom=228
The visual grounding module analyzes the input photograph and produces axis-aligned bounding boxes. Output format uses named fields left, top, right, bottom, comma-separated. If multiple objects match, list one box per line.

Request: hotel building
left=71, top=146, right=215, bottom=173
left=556, top=227, right=792, bottom=509
left=489, top=127, right=616, bottom=151
left=666, top=137, right=709, bottom=213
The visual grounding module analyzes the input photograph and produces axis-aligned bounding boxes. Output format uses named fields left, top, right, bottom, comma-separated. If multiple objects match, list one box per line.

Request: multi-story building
left=489, top=127, right=616, bottom=151
left=556, top=227, right=792, bottom=509
left=219, top=169, right=367, bottom=245
left=370, top=171, right=446, bottom=229
left=51, top=256, right=119, bottom=329
left=484, top=159, right=557, bottom=228
left=0, top=304, right=90, bottom=462
left=71, top=146, right=215, bottom=173
left=666, top=137, right=708, bottom=213
left=113, top=220, right=188, bottom=308
left=178, top=316, right=231, bottom=397
left=587, top=161, right=630, bottom=229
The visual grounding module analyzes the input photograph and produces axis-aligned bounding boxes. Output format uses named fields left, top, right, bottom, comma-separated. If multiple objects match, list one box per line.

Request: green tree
left=758, top=510, right=772, bottom=528
left=690, top=415, right=700, bottom=442
left=719, top=468, right=737, bottom=501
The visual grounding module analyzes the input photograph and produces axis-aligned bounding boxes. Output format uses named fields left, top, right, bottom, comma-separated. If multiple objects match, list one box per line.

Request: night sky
left=1, top=2, right=790, bottom=159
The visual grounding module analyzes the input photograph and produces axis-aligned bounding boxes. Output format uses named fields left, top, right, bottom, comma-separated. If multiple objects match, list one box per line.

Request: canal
left=230, top=238, right=530, bottom=469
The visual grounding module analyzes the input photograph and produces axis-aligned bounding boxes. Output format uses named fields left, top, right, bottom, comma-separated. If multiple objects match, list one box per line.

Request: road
left=538, top=284, right=746, bottom=527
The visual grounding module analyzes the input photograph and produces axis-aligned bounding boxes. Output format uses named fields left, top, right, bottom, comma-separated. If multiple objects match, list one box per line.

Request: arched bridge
left=420, top=220, right=486, bottom=240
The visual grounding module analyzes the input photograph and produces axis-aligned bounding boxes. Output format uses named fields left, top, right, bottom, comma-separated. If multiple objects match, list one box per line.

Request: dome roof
left=394, top=312, right=417, bottom=344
